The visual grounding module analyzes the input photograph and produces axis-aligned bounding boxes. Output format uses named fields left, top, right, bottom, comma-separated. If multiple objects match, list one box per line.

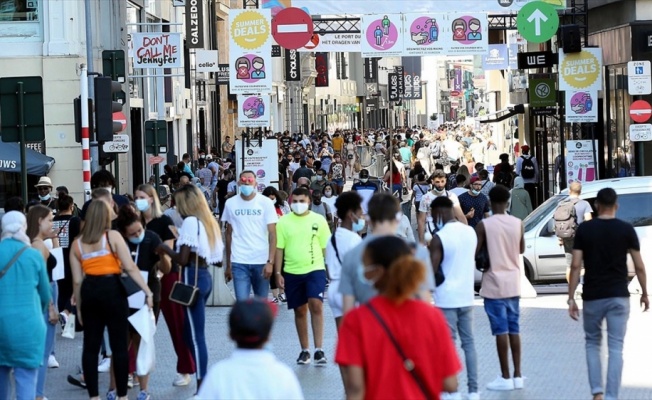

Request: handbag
left=169, top=221, right=200, bottom=307
left=366, top=303, right=433, bottom=400
left=475, top=241, right=491, bottom=273
left=105, top=232, right=142, bottom=296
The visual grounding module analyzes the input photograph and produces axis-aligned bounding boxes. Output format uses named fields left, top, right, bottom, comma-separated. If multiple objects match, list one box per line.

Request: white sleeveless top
left=176, top=216, right=224, bottom=265
left=435, top=222, right=477, bottom=308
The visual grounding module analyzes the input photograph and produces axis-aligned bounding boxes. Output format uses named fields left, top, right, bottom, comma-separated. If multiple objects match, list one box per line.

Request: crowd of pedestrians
left=0, top=124, right=647, bottom=400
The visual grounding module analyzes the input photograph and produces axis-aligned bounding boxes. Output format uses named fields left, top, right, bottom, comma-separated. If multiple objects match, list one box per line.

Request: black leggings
left=81, top=275, right=130, bottom=397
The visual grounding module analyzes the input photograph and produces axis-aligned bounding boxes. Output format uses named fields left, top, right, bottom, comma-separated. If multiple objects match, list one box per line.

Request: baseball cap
left=470, top=176, right=481, bottom=184
left=521, top=145, right=530, bottom=152
left=230, top=298, right=277, bottom=347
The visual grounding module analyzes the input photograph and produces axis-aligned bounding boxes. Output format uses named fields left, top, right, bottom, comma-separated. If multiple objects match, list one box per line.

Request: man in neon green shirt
left=275, top=187, right=331, bottom=366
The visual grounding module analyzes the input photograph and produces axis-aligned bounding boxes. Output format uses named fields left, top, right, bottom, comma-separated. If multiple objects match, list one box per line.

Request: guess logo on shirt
left=234, top=209, right=263, bottom=216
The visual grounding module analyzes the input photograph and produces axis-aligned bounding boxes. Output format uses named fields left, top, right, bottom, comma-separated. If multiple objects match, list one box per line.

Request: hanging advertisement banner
left=234, top=138, right=279, bottom=191
left=300, top=32, right=362, bottom=52
left=402, top=57, right=422, bottom=99
left=403, top=13, right=447, bottom=56
left=229, top=9, right=273, bottom=94
left=186, top=0, right=204, bottom=49
left=132, top=33, right=183, bottom=69
left=565, top=90, right=597, bottom=123
left=195, top=50, right=219, bottom=72
left=388, top=73, right=400, bottom=101
left=237, top=95, right=271, bottom=128
left=361, top=14, right=404, bottom=58
left=262, top=0, right=568, bottom=17
left=315, top=52, right=329, bottom=87
left=284, top=49, right=301, bottom=81
left=446, top=13, right=488, bottom=55
left=395, top=65, right=405, bottom=94
left=566, top=140, right=599, bottom=185
left=482, top=44, right=509, bottom=70
left=559, top=48, right=602, bottom=92
left=217, top=64, right=229, bottom=85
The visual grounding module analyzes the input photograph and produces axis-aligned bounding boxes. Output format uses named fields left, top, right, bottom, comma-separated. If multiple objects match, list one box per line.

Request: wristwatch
left=567, top=298, right=575, bottom=305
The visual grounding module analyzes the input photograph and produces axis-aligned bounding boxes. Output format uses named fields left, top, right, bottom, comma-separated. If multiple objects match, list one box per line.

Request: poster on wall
left=234, top=138, right=279, bottom=191
left=403, top=13, right=447, bottom=56
left=445, top=13, right=488, bottom=55
left=131, top=33, right=183, bottom=69
left=237, top=95, right=271, bottom=128
left=229, top=9, right=273, bottom=94
left=566, top=140, right=599, bottom=185
left=565, top=90, right=598, bottom=123
left=361, top=14, right=404, bottom=58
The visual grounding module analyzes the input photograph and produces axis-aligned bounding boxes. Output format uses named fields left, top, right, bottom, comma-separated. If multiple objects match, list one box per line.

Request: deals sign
left=361, top=14, right=404, bottom=58
left=565, top=90, right=597, bottom=123
left=237, top=95, right=270, bottom=128
left=559, top=48, right=602, bottom=92
left=229, top=9, right=273, bottom=94
left=132, top=33, right=183, bottom=69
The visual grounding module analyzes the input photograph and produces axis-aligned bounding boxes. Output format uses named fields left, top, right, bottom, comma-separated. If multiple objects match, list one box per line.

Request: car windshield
left=523, top=194, right=568, bottom=232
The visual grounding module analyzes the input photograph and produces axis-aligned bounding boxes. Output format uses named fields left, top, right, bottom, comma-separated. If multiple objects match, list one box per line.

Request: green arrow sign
left=517, top=1, right=559, bottom=44
left=528, top=77, right=557, bottom=107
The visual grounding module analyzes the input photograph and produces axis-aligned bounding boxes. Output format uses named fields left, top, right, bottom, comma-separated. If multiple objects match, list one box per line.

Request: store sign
left=315, top=52, right=329, bottom=87
left=284, top=49, right=301, bottom=82
left=482, top=44, right=509, bottom=70
left=185, top=0, right=204, bottom=49
left=517, top=51, right=557, bottom=69
left=528, top=77, right=556, bottom=107
left=388, top=73, right=400, bottom=101
left=217, top=64, right=229, bottom=85
left=559, top=48, right=603, bottom=91
left=395, top=66, right=405, bottom=94
left=195, top=50, right=218, bottom=72
left=402, top=57, right=422, bottom=99
left=132, top=33, right=183, bottom=69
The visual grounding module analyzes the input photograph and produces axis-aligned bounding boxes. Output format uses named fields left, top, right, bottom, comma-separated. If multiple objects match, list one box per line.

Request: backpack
left=430, top=141, right=442, bottom=159
left=553, top=198, right=580, bottom=239
left=495, top=165, right=513, bottom=188
left=520, top=156, right=535, bottom=179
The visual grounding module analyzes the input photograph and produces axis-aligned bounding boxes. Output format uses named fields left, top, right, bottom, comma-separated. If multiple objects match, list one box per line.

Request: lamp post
left=422, top=80, right=428, bottom=128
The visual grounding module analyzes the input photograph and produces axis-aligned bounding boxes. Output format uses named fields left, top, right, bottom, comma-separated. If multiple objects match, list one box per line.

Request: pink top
left=479, top=214, right=522, bottom=299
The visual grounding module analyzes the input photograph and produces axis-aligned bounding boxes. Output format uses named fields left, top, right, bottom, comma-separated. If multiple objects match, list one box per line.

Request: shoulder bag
left=105, top=232, right=141, bottom=296
left=169, top=220, right=200, bottom=307
left=0, top=246, right=29, bottom=280
left=366, top=303, right=433, bottom=400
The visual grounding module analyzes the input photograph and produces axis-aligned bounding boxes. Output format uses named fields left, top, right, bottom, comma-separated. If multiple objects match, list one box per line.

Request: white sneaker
left=97, top=357, right=111, bottom=373
left=173, top=373, right=191, bottom=387
left=486, top=376, right=514, bottom=391
left=513, top=376, right=524, bottom=389
left=441, top=393, right=462, bottom=400
left=48, top=354, right=59, bottom=368
left=468, top=393, right=480, bottom=400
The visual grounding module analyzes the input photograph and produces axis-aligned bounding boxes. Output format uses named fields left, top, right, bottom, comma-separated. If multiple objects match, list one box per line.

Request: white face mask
left=360, top=178, right=369, bottom=183
left=291, top=202, right=309, bottom=215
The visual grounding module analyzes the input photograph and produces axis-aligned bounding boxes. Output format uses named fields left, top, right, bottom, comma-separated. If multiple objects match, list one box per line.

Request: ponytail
left=384, top=255, right=426, bottom=304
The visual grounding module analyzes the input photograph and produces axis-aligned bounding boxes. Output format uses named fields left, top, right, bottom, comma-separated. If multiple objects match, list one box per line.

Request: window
left=616, top=193, right=652, bottom=227
left=0, top=0, right=38, bottom=21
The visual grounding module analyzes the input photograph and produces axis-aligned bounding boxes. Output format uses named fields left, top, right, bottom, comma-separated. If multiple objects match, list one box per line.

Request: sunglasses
left=240, top=176, right=255, bottom=184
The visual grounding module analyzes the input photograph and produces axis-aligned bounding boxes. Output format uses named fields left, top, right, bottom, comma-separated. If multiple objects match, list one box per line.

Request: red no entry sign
left=630, top=100, right=652, bottom=123
left=271, top=7, right=313, bottom=50
left=113, top=111, right=127, bottom=133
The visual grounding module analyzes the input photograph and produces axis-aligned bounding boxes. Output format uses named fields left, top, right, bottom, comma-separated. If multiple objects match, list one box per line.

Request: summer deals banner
left=229, top=9, right=273, bottom=94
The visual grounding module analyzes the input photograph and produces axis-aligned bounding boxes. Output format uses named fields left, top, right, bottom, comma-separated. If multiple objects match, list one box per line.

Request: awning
left=0, top=142, right=55, bottom=176
left=479, top=104, right=525, bottom=124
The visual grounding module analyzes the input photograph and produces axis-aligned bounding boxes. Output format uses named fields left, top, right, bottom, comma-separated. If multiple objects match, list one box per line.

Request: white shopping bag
left=62, top=314, right=76, bottom=339
left=129, top=306, right=157, bottom=376
left=207, top=264, right=235, bottom=307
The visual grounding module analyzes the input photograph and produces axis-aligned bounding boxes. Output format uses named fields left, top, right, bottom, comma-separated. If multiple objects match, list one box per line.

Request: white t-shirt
left=289, top=161, right=301, bottom=174
left=434, top=222, right=477, bottom=308
left=222, top=194, right=278, bottom=264
left=325, top=228, right=362, bottom=280
left=321, top=195, right=338, bottom=221
left=197, top=349, right=304, bottom=400
left=176, top=216, right=224, bottom=265
left=419, top=190, right=460, bottom=223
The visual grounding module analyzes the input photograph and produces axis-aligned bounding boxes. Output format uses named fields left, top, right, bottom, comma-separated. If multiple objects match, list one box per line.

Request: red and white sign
left=149, top=156, right=165, bottom=165
left=113, top=111, right=127, bottom=133
left=630, top=100, right=652, bottom=123
left=450, top=90, right=461, bottom=97
left=271, top=7, right=313, bottom=50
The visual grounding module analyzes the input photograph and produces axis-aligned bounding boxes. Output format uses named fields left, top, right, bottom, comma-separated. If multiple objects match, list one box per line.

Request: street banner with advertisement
left=403, top=13, right=447, bottom=56
left=445, top=13, right=488, bottom=55
left=235, top=138, right=279, bottom=191
left=565, top=90, right=597, bottom=123
left=132, top=33, right=183, bottom=69
left=482, top=44, right=509, bottom=70
left=262, top=0, right=568, bottom=16
left=300, top=32, right=361, bottom=52
left=402, top=57, right=422, bottom=99
left=237, top=95, right=271, bottom=128
left=566, top=140, right=599, bottom=185
left=559, top=48, right=602, bottom=92
left=361, top=14, right=404, bottom=58
left=229, top=9, right=273, bottom=94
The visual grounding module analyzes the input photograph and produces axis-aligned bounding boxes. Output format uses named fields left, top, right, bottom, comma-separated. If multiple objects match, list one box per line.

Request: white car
left=522, top=177, right=652, bottom=282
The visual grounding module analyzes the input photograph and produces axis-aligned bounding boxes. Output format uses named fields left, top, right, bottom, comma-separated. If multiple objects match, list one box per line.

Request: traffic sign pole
left=17, top=82, right=27, bottom=202
left=80, top=64, right=92, bottom=202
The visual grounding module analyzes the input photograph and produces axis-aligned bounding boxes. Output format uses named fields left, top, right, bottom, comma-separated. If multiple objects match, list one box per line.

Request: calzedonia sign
left=186, top=0, right=204, bottom=49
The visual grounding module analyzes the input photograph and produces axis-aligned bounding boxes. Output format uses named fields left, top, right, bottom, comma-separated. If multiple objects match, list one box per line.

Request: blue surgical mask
left=128, top=230, right=145, bottom=245
left=240, top=185, right=255, bottom=196
left=352, top=217, right=366, bottom=232
left=135, top=199, right=150, bottom=212
left=357, top=265, right=375, bottom=286
left=472, top=189, right=480, bottom=196
left=435, top=216, right=445, bottom=231
left=39, top=194, right=51, bottom=201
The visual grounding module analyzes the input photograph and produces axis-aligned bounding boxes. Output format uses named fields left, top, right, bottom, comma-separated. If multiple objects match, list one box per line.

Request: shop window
left=0, top=0, right=38, bottom=21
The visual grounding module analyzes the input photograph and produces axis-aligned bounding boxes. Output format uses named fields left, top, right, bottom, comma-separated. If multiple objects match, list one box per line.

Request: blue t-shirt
left=458, top=191, right=490, bottom=228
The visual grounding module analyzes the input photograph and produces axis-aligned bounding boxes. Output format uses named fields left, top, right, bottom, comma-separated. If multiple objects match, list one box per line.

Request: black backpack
left=495, top=165, right=513, bottom=188
left=520, top=156, right=535, bottom=179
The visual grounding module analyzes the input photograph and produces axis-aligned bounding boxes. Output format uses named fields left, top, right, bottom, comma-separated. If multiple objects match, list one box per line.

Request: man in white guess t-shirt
left=417, top=170, right=467, bottom=245
left=223, top=170, right=279, bottom=300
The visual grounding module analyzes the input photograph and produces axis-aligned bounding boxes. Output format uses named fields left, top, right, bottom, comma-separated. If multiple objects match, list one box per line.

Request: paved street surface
left=44, top=288, right=652, bottom=400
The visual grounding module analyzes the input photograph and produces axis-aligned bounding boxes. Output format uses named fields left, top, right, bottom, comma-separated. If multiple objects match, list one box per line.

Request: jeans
left=183, top=266, right=213, bottom=380
left=0, top=366, right=38, bottom=400
left=441, top=307, right=478, bottom=393
left=81, top=275, right=130, bottom=398
left=36, top=281, right=58, bottom=397
left=583, top=297, right=630, bottom=400
left=232, top=263, right=269, bottom=300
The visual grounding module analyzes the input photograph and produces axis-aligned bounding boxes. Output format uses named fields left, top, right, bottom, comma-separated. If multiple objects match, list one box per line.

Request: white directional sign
left=103, top=134, right=130, bottom=153
left=629, top=124, right=652, bottom=142
left=627, top=60, right=652, bottom=95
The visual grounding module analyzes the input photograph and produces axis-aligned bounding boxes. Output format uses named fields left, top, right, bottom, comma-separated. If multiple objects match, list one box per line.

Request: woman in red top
left=383, top=161, right=403, bottom=200
left=336, top=236, right=460, bottom=399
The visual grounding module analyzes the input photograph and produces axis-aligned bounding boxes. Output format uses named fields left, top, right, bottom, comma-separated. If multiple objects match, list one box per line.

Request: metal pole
left=154, top=129, right=160, bottom=195
left=17, top=82, right=28, bottom=202
left=111, top=54, right=120, bottom=192
left=85, top=0, right=99, bottom=175
left=80, top=65, right=92, bottom=201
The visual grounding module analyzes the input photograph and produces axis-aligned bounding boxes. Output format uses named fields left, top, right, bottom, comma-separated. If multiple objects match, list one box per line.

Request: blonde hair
left=174, top=185, right=221, bottom=251
left=136, top=184, right=163, bottom=219
left=26, top=205, right=52, bottom=241
left=80, top=200, right=112, bottom=244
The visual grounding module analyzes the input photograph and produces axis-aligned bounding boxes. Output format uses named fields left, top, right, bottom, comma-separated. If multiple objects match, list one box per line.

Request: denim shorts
left=484, top=297, right=520, bottom=336
left=284, top=270, right=327, bottom=309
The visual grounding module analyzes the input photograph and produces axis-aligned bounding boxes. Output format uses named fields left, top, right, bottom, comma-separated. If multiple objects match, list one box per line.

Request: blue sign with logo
left=482, top=44, right=509, bottom=70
